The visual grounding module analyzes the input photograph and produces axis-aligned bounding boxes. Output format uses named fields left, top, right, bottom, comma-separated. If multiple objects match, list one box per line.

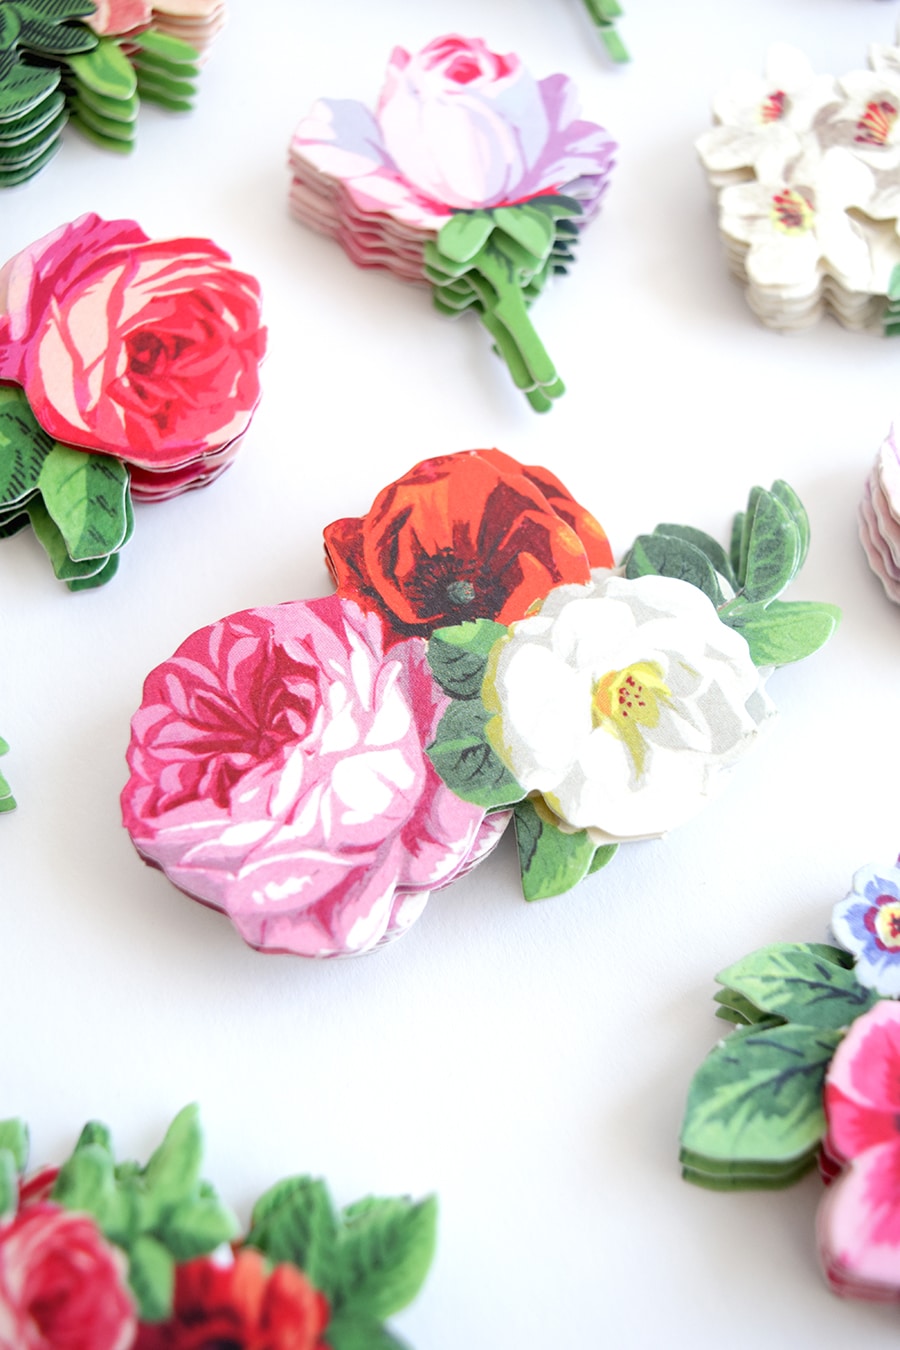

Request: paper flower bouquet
left=681, top=858, right=900, bottom=1302
left=122, top=450, right=839, bottom=958
left=1, top=0, right=225, bottom=184
left=697, top=32, right=900, bottom=331
left=288, top=35, right=616, bottom=412
left=0, top=1105, right=436, bottom=1347
left=0, top=213, right=265, bottom=588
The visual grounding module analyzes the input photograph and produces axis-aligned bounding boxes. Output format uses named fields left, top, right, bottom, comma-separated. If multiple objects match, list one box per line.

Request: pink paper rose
left=290, top=34, right=616, bottom=231
left=817, top=1001, right=900, bottom=1299
left=122, top=596, right=505, bottom=957
left=0, top=214, right=266, bottom=489
left=0, top=1201, right=135, bottom=1349
left=85, top=0, right=153, bottom=36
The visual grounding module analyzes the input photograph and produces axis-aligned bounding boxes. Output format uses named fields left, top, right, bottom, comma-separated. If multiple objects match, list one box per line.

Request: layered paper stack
left=860, top=424, right=900, bottom=603
left=288, top=35, right=616, bottom=411
left=697, top=37, right=900, bottom=331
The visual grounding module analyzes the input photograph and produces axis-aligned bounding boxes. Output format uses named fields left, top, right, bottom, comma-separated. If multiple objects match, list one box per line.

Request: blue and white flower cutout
left=832, top=858, right=900, bottom=994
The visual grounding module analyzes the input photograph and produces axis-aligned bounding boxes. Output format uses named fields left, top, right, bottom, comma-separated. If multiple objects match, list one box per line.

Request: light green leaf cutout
left=335, top=1194, right=438, bottom=1321
left=427, top=620, right=507, bottom=700
left=427, top=699, right=525, bottom=810
left=680, top=1021, right=841, bottom=1164
left=723, top=600, right=841, bottom=666
left=247, top=1176, right=340, bottom=1296
left=67, top=36, right=136, bottom=99
left=716, top=943, right=877, bottom=1030
left=742, top=491, right=800, bottom=603
left=38, top=443, right=129, bottom=559
left=0, top=383, right=55, bottom=506
left=513, top=797, right=615, bottom=900
left=0, top=1118, right=28, bottom=1172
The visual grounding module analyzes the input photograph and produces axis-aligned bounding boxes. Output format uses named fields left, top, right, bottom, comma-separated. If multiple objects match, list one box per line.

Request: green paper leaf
left=492, top=205, right=555, bottom=261
left=427, top=620, right=507, bottom=699
left=729, top=510, right=745, bottom=580
left=716, top=943, right=877, bottom=1030
left=0, top=1119, right=27, bottom=1172
left=437, top=211, right=494, bottom=264
left=0, top=11, right=23, bottom=51
left=66, top=550, right=119, bottom=590
left=26, top=498, right=112, bottom=580
left=713, top=988, right=777, bottom=1027
left=680, top=1021, right=841, bottom=1164
left=722, top=600, right=841, bottom=666
left=67, top=35, right=136, bottom=98
left=326, top=1316, right=408, bottom=1350
left=335, top=1194, right=438, bottom=1320
left=770, top=480, right=810, bottom=571
left=52, top=1142, right=116, bottom=1218
left=0, top=1151, right=18, bottom=1222
left=132, top=28, right=198, bottom=65
left=75, top=1120, right=113, bottom=1156
left=38, top=444, right=129, bottom=559
left=625, top=533, right=724, bottom=606
left=0, top=384, right=55, bottom=506
left=0, top=56, right=59, bottom=119
left=653, top=522, right=737, bottom=587
left=513, top=797, right=605, bottom=901
left=159, top=1195, right=238, bottom=1260
left=247, top=1176, right=339, bottom=1295
left=680, top=1145, right=816, bottom=1191
left=742, top=490, right=800, bottom=603
left=427, top=699, right=525, bottom=810
left=737, top=488, right=762, bottom=586
left=143, top=1103, right=203, bottom=1212
left=128, top=1234, right=175, bottom=1322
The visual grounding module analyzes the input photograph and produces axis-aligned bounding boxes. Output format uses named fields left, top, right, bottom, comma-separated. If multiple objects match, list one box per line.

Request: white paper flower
left=697, top=45, right=839, bottom=181
left=481, top=571, right=775, bottom=844
left=719, top=146, right=880, bottom=293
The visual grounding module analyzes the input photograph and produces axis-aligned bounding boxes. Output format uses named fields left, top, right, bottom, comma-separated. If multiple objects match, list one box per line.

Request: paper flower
left=86, top=0, right=154, bottom=36
left=289, top=35, right=616, bottom=411
left=831, top=860, right=900, bottom=995
left=324, top=448, right=614, bottom=645
left=134, top=1249, right=330, bottom=1350
left=697, top=45, right=839, bottom=186
left=0, top=1202, right=136, bottom=1349
left=678, top=864, right=900, bottom=1303
left=121, top=596, right=498, bottom=958
left=697, top=32, right=900, bottom=330
left=124, top=457, right=838, bottom=936
left=0, top=216, right=265, bottom=589
left=718, top=147, right=878, bottom=297
left=0, top=213, right=265, bottom=475
left=818, top=1002, right=900, bottom=1297
left=0, top=1107, right=436, bottom=1344
left=482, top=571, right=774, bottom=843
left=860, top=424, right=900, bottom=602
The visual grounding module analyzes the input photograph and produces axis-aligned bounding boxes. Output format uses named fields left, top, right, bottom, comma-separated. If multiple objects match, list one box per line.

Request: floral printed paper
left=289, top=36, right=616, bottom=411
left=681, top=857, right=900, bottom=1302
left=0, top=213, right=265, bottom=588
left=0, top=1106, right=435, bottom=1347
left=698, top=27, right=900, bottom=331
left=123, top=451, right=839, bottom=954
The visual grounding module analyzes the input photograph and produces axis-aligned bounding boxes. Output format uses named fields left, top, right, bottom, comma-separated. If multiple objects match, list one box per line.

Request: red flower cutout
left=324, top=448, right=613, bottom=643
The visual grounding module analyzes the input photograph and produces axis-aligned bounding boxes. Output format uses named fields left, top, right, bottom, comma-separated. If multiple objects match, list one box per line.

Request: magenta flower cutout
left=818, top=1001, right=900, bottom=1298
left=122, top=596, right=505, bottom=957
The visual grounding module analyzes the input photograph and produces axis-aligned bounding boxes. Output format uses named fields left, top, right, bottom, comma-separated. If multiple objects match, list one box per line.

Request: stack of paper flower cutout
left=578, top=0, right=629, bottom=62
left=697, top=36, right=900, bottom=331
left=123, top=449, right=839, bottom=958
left=0, top=0, right=225, bottom=185
left=288, top=35, right=616, bottom=412
left=0, top=213, right=265, bottom=588
left=860, top=422, right=900, bottom=603
left=681, top=857, right=900, bottom=1302
left=0, top=1104, right=436, bottom=1347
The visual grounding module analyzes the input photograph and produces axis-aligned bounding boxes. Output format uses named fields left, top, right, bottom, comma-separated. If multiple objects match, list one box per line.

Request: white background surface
left=3, top=0, right=900, bottom=1345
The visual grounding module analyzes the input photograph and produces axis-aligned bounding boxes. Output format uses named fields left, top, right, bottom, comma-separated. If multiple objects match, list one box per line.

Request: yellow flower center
left=874, top=899, right=900, bottom=952
left=591, top=661, right=673, bottom=778
left=770, top=187, right=815, bottom=234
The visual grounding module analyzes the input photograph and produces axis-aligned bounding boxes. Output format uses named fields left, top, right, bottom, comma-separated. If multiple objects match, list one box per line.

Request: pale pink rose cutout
left=122, top=596, right=508, bottom=958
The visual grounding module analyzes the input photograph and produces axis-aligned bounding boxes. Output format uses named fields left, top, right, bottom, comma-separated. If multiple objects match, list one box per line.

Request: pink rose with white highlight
left=85, top=0, right=153, bottom=36
left=290, top=34, right=616, bottom=231
left=122, top=596, right=506, bottom=957
left=818, top=1001, right=900, bottom=1299
left=0, top=1202, right=135, bottom=1349
left=0, top=214, right=266, bottom=495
